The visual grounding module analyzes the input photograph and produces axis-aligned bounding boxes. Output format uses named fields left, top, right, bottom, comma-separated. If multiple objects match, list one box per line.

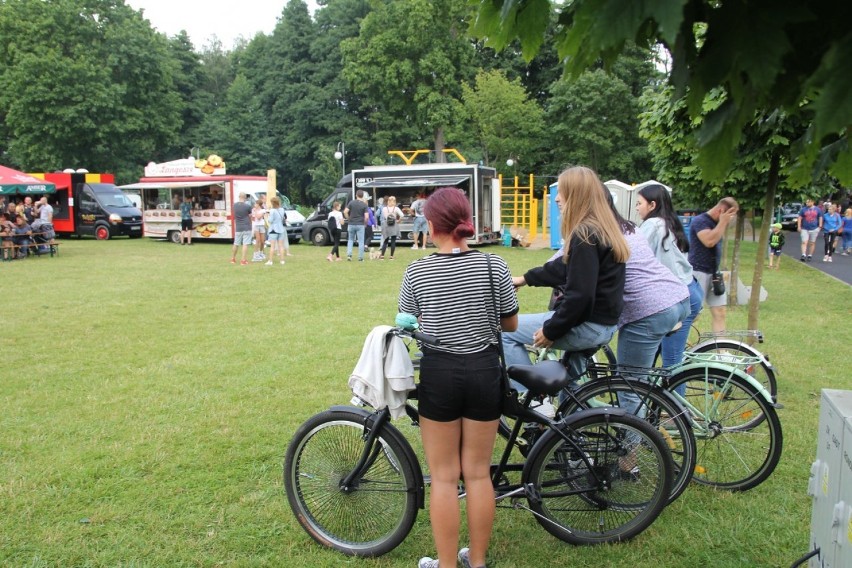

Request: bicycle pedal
left=523, top=482, right=541, bottom=504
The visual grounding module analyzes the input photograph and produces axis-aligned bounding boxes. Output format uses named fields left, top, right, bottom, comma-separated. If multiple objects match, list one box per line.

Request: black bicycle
left=284, top=324, right=674, bottom=557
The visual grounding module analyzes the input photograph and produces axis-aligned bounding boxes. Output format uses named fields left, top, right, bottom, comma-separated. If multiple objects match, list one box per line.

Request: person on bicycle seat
left=502, top=166, right=628, bottom=379
left=398, top=187, right=518, bottom=568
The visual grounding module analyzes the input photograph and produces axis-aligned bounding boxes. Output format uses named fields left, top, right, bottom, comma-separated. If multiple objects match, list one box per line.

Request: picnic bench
left=2, top=232, right=60, bottom=261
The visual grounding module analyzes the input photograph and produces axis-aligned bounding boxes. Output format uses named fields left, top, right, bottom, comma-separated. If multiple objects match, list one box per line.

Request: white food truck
left=120, top=157, right=303, bottom=244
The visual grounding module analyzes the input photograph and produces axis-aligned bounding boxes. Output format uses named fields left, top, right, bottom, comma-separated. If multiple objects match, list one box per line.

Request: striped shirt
left=398, top=251, right=518, bottom=354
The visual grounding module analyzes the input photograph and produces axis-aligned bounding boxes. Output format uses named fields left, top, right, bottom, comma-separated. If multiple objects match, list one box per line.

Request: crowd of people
left=0, top=194, right=55, bottom=260
left=226, top=192, right=294, bottom=265
left=397, top=167, right=742, bottom=568
left=797, top=198, right=852, bottom=262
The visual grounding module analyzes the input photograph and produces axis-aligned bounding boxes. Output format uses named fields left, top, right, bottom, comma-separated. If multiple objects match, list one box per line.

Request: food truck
left=302, top=161, right=502, bottom=246
left=29, top=171, right=143, bottom=239
left=119, top=157, right=301, bottom=244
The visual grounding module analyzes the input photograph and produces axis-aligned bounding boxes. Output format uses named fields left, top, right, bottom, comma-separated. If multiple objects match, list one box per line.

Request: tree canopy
left=470, top=0, right=851, bottom=185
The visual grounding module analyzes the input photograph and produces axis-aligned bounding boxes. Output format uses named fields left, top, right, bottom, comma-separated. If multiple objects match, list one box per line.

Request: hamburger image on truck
left=119, top=156, right=296, bottom=244
left=29, top=170, right=143, bottom=240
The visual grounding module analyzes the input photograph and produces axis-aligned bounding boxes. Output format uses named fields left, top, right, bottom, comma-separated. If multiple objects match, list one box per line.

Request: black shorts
left=417, top=347, right=502, bottom=422
left=181, top=219, right=193, bottom=231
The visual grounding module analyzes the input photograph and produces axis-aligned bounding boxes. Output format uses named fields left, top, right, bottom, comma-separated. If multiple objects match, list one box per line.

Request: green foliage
left=469, top=0, right=852, bottom=185
left=0, top=0, right=181, bottom=173
left=461, top=69, right=545, bottom=173
left=341, top=0, right=477, bottom=154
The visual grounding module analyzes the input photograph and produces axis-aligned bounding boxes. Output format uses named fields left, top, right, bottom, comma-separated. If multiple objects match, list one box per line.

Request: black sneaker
left=807, top=255, right=813, bottom=262
left=800, top=255, right=806, bottom=262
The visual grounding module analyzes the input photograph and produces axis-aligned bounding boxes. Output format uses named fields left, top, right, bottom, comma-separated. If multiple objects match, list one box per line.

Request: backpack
left=384, top=207, right=395, bottom=226
left=327, top=215, right=337, bottom=231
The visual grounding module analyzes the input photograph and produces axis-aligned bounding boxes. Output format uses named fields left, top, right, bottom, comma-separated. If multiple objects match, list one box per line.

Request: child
left=768, top=222, right=785, bottom=269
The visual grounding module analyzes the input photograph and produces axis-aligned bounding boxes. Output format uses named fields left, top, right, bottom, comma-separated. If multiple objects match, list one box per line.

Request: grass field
left=1, top=237, right=849, bottom=567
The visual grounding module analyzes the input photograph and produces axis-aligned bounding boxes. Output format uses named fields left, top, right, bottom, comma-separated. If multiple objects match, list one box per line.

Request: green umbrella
left=0, top=165, right=55, bottom=195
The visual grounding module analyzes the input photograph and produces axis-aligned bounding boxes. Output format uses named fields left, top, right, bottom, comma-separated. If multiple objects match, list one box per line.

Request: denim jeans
left=502, top=313, right=617, bottom=389
left=346, top=224, right=365, bottom=260
left=616, top=297, right=690, bottom=415
left=660, top=279, right=704, bottom=368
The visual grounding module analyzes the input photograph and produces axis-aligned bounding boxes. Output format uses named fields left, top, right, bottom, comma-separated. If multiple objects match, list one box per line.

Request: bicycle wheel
left=559, top=378, right=697, bottom=504
left=690, top=340, right=778, bottom=402
left=284, top=408, right=420, bottom=556
left=523, top=410, right=673, bottom=545
left=667, top=368, right=783, bottom=491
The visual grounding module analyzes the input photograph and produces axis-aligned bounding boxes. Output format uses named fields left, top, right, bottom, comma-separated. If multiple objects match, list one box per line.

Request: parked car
left=776, top=203, right=802, bottom=231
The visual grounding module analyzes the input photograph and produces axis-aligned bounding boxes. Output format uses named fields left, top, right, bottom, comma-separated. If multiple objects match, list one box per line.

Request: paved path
left=780, top=230, right=852, bottom=285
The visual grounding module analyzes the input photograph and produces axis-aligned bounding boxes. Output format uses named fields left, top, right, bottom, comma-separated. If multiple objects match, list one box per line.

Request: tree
left=461, top=69, right=545, bottom=173
left=470, top=0, right=851, bottom=184
left=195, top=74, right=275, bottom=175
left=546, top=69, right=651, bottom=181
left=341, top=0, right=477, bottom=159
left=0, top=0, right=182, bottom=180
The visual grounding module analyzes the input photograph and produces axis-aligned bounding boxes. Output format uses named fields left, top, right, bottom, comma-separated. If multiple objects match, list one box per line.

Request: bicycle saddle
left=507, top=360, right=570, bottom=396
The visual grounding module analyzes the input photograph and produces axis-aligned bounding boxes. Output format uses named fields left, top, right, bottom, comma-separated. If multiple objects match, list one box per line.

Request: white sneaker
left=823, top=255, right=829, bottom=262
left=418, top=557, right=439, bottom=568
left=827, top=256, right=833, bottom=262
left=412, top=244, right=419, bottom=250
left=265, top=261, right=272, bottom=266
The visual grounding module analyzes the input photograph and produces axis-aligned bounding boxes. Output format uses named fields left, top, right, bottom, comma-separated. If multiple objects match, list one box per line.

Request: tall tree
left=461, top=69, right=544, bottom=174
left=546, top=69, right=651, bottom=181
left=195, top=74, right=275, bottom=175
left=166, top=31, right=209, bottom=160
left=0, top=0, right=181, bottom=179
left=340, top=0, right=477, bottom=160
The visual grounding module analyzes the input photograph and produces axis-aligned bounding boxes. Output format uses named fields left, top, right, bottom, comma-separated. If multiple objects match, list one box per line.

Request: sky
left=126, top=0, right=315, bottom=49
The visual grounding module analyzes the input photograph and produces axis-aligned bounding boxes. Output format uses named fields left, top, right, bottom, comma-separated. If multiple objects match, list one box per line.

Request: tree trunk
left=728, top=211, right=744, bottom=306
left=434, top=128, right=446, bottom=163
left=747, top=153, right=781, bottom=337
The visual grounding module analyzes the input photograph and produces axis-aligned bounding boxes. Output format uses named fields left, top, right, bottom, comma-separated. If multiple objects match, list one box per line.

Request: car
left=776, top=202, right=801, bottom=231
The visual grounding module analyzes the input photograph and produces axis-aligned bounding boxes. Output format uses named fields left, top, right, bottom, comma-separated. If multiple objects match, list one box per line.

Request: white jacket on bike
left=349, top=325, right=415, bottom=419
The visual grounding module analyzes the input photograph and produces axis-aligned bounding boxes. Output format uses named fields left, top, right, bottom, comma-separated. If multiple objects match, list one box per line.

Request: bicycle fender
left=692, top=339, right=773, bottom=366
left=328, top=405, right=427, bottom=509
left=674, top=362, right=777, bottom=406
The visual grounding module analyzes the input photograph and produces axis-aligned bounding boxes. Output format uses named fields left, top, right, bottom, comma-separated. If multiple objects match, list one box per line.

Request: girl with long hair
left=636, top=184, right=703, bottom=367
left=502, top=166, right=628, bottom=378
left=399, top=187, right=518, bottom=568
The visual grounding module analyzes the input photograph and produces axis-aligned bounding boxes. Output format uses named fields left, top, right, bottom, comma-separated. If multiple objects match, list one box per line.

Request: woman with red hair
left=398, top=187, right=518, bottom=568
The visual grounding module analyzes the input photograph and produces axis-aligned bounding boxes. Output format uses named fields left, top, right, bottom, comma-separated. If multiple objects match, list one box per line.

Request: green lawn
left=1, top=237, right=849, bottom=567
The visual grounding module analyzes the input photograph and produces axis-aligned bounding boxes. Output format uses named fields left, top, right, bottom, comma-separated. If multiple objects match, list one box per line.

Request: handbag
left=486, top=254, right=518, bottom=415
left=712, top=271, right=725, bottom=296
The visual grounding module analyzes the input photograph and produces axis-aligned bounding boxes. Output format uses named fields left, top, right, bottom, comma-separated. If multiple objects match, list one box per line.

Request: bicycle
left=284, top=322, right=675, bottom=557
left=557, top=351, right=783, bottom=492
left=503, top=347, right=696, bottom=505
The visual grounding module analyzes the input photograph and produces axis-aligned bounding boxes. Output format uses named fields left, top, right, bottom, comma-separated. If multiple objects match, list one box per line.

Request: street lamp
left=334, top=141, right=346, bottom=175
left=506, top=158, right=514, bottom=168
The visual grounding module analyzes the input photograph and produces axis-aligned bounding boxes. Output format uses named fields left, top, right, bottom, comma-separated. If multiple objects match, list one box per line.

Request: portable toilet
left=603, top=180, right=633, bottom=223
left=548, top=182, right=561, bottom=249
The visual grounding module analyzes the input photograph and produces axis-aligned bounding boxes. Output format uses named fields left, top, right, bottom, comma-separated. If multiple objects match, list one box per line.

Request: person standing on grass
left=635, top=184, right=703, bottom=368
left=398, top=187, right=518, bottom=568
left=379, top=195, right=403, bottom=260
left=179, top=195, right=193, bottom=245
left=230, top=193, right=252, bottom=265
left=251, top=199, right=267, bottom=262
left=821, top=203, right=842, bottom=262
left=344, top=190, right=369, bottom=262
left=411, top=191, right=428, bottom=250
left=326, top=201, right=344, bottom=262
left=265, top=196, right=287, bottom=266
left=798, top=198, right=823, bottom=262
left=687, top=197, right=738, bottom=333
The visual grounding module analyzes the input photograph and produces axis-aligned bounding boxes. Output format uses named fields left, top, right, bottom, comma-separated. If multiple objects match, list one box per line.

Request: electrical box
left=808, top=389, right=852, bottom=567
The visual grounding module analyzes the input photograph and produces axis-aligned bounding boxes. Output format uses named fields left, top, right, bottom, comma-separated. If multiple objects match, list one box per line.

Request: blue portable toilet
left=548, top=183, right=562, bottom=249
